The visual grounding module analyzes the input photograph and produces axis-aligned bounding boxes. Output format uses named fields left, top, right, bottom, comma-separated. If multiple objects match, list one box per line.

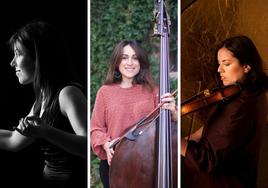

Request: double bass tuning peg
left=152, top=9, right=161, bottom=37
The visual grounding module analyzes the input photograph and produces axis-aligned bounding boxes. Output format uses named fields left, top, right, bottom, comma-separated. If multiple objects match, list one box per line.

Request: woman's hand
left=103, top=138, right=119, bottom=166
left=161, top=93, right=178, bottom=122
left=103, top=141, right=114, bottom=166
left=16, top=116, right=49, bottom=138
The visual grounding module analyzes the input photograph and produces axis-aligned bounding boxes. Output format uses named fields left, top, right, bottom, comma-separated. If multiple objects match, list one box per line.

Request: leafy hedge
left=90, top=0, right=177, bottom=187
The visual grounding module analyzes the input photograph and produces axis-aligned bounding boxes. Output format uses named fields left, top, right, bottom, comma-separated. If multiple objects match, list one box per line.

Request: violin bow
left=186, top=81, right=201, bottom=142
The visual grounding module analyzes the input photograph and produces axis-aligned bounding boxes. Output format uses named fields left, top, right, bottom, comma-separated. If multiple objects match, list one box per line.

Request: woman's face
left=217, top=47, right=250, bottom=86
left=10, top=41, right=35, bottom=85
left=118, top=44, right=140, bottom=82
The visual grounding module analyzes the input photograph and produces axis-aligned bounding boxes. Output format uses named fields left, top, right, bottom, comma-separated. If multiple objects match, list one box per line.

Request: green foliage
left=91, top=0, right=177, bottom=111
left=171, top=77, right=178, bottom=92
left=91, top=0, right=155, bottom=112
left=90, top=0, right=177, bottom=186
left=90, top=151, right=102, bottom=187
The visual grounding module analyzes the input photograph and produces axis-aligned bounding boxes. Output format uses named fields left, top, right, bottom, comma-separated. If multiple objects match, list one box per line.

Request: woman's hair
left=215, top=35, right=268, bottom=89
left=104, top=39, right=156, bottom=91
left=8, top=21, right=76, bottom=114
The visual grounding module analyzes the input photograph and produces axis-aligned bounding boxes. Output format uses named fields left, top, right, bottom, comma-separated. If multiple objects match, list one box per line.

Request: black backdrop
left=0, top=0, right=87, bottom=187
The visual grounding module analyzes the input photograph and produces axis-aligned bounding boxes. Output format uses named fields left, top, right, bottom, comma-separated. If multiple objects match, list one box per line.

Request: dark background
left=0, top=0, right=87, bottom=187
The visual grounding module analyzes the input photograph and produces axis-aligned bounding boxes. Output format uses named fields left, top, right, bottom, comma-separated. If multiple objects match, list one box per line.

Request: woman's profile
left=0, top=21, right=87, bottom=188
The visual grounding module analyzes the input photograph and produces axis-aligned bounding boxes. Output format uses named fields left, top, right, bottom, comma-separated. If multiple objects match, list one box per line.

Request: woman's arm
left=90, top=87, right=114, bottom=161
left=181, top=137, right=188, bottom=157
left=181, top=126, right=204, bottom=157
left=0, top=129, right=34, bottom=152
left=0, top=105, right=36, bottom=152
left=46, top=86, right=87, bottom=158
left=184, top=126, right=204, bottom=142
left=22, top=86, right=87, bottom=158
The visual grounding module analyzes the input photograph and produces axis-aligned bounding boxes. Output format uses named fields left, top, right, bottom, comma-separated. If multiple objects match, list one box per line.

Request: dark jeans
left=99, top=160, right=110, bottom=188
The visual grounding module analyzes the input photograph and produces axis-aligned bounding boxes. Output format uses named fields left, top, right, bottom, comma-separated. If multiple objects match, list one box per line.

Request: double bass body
left=109, top=121, right=177, bottom=188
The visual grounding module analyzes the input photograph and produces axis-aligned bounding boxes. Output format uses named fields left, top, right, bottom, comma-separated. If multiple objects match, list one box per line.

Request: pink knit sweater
left=90, top=84, right=159, bottom=160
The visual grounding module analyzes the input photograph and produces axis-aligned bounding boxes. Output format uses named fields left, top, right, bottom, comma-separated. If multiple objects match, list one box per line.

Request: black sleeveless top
left=35, top=83, right=86, bottom=186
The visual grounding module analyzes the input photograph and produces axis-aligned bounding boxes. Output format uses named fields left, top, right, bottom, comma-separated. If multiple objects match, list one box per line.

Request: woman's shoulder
left=57, top=85, right=86, bottom=114
left=57, top=82, right=85, bottom=95
left=153, top=85, right=159, bottom=93
left=93, top=84, right=122, bottom=100
left=58, top=85, right=86, bottom=102
left=224, top=87, right=267, bottom=114
left=98, top=84, right=119, bottom=93
left=239, top=86, right=267, bottom=102
left=97, top=84, right=158, bottom=97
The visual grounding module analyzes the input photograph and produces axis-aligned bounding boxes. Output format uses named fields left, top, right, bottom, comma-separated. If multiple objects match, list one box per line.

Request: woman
left=90, top=39, right=177, bottom=188
left=181, top=35, right=268, bottom=188
left=0, top=21, right=87, bottom=188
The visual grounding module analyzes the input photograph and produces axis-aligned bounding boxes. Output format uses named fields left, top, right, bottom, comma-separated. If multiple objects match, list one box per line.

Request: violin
left=181, top=84, right=242, bottom=117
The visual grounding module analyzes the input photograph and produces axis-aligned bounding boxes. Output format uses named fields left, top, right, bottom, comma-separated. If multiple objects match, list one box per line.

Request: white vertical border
left=87, top=0, right=91, bottom=187
left=177, top=0, right=181, bottom=187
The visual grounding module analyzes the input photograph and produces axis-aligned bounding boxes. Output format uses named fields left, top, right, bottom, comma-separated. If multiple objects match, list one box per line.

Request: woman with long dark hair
left=90, top=39, right=177, bottom=188
left=0, top=21, right=87, bottom=188
left=182, top=35, right=268, bottom=188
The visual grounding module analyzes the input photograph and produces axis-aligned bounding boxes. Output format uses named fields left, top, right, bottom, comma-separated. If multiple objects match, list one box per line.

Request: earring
left=114, top=70, right=122, bottom=79
left=244, top=65, right=251, bottom=73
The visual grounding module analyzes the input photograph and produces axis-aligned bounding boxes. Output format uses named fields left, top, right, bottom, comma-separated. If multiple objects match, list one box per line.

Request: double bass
left=109, top=1, right=177, bottom=188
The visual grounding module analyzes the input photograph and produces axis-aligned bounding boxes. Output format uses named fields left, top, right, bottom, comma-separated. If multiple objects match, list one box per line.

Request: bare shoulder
left=59, top=85, right=85, bottom=99
left=58, top=85, right=87, bottom=115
